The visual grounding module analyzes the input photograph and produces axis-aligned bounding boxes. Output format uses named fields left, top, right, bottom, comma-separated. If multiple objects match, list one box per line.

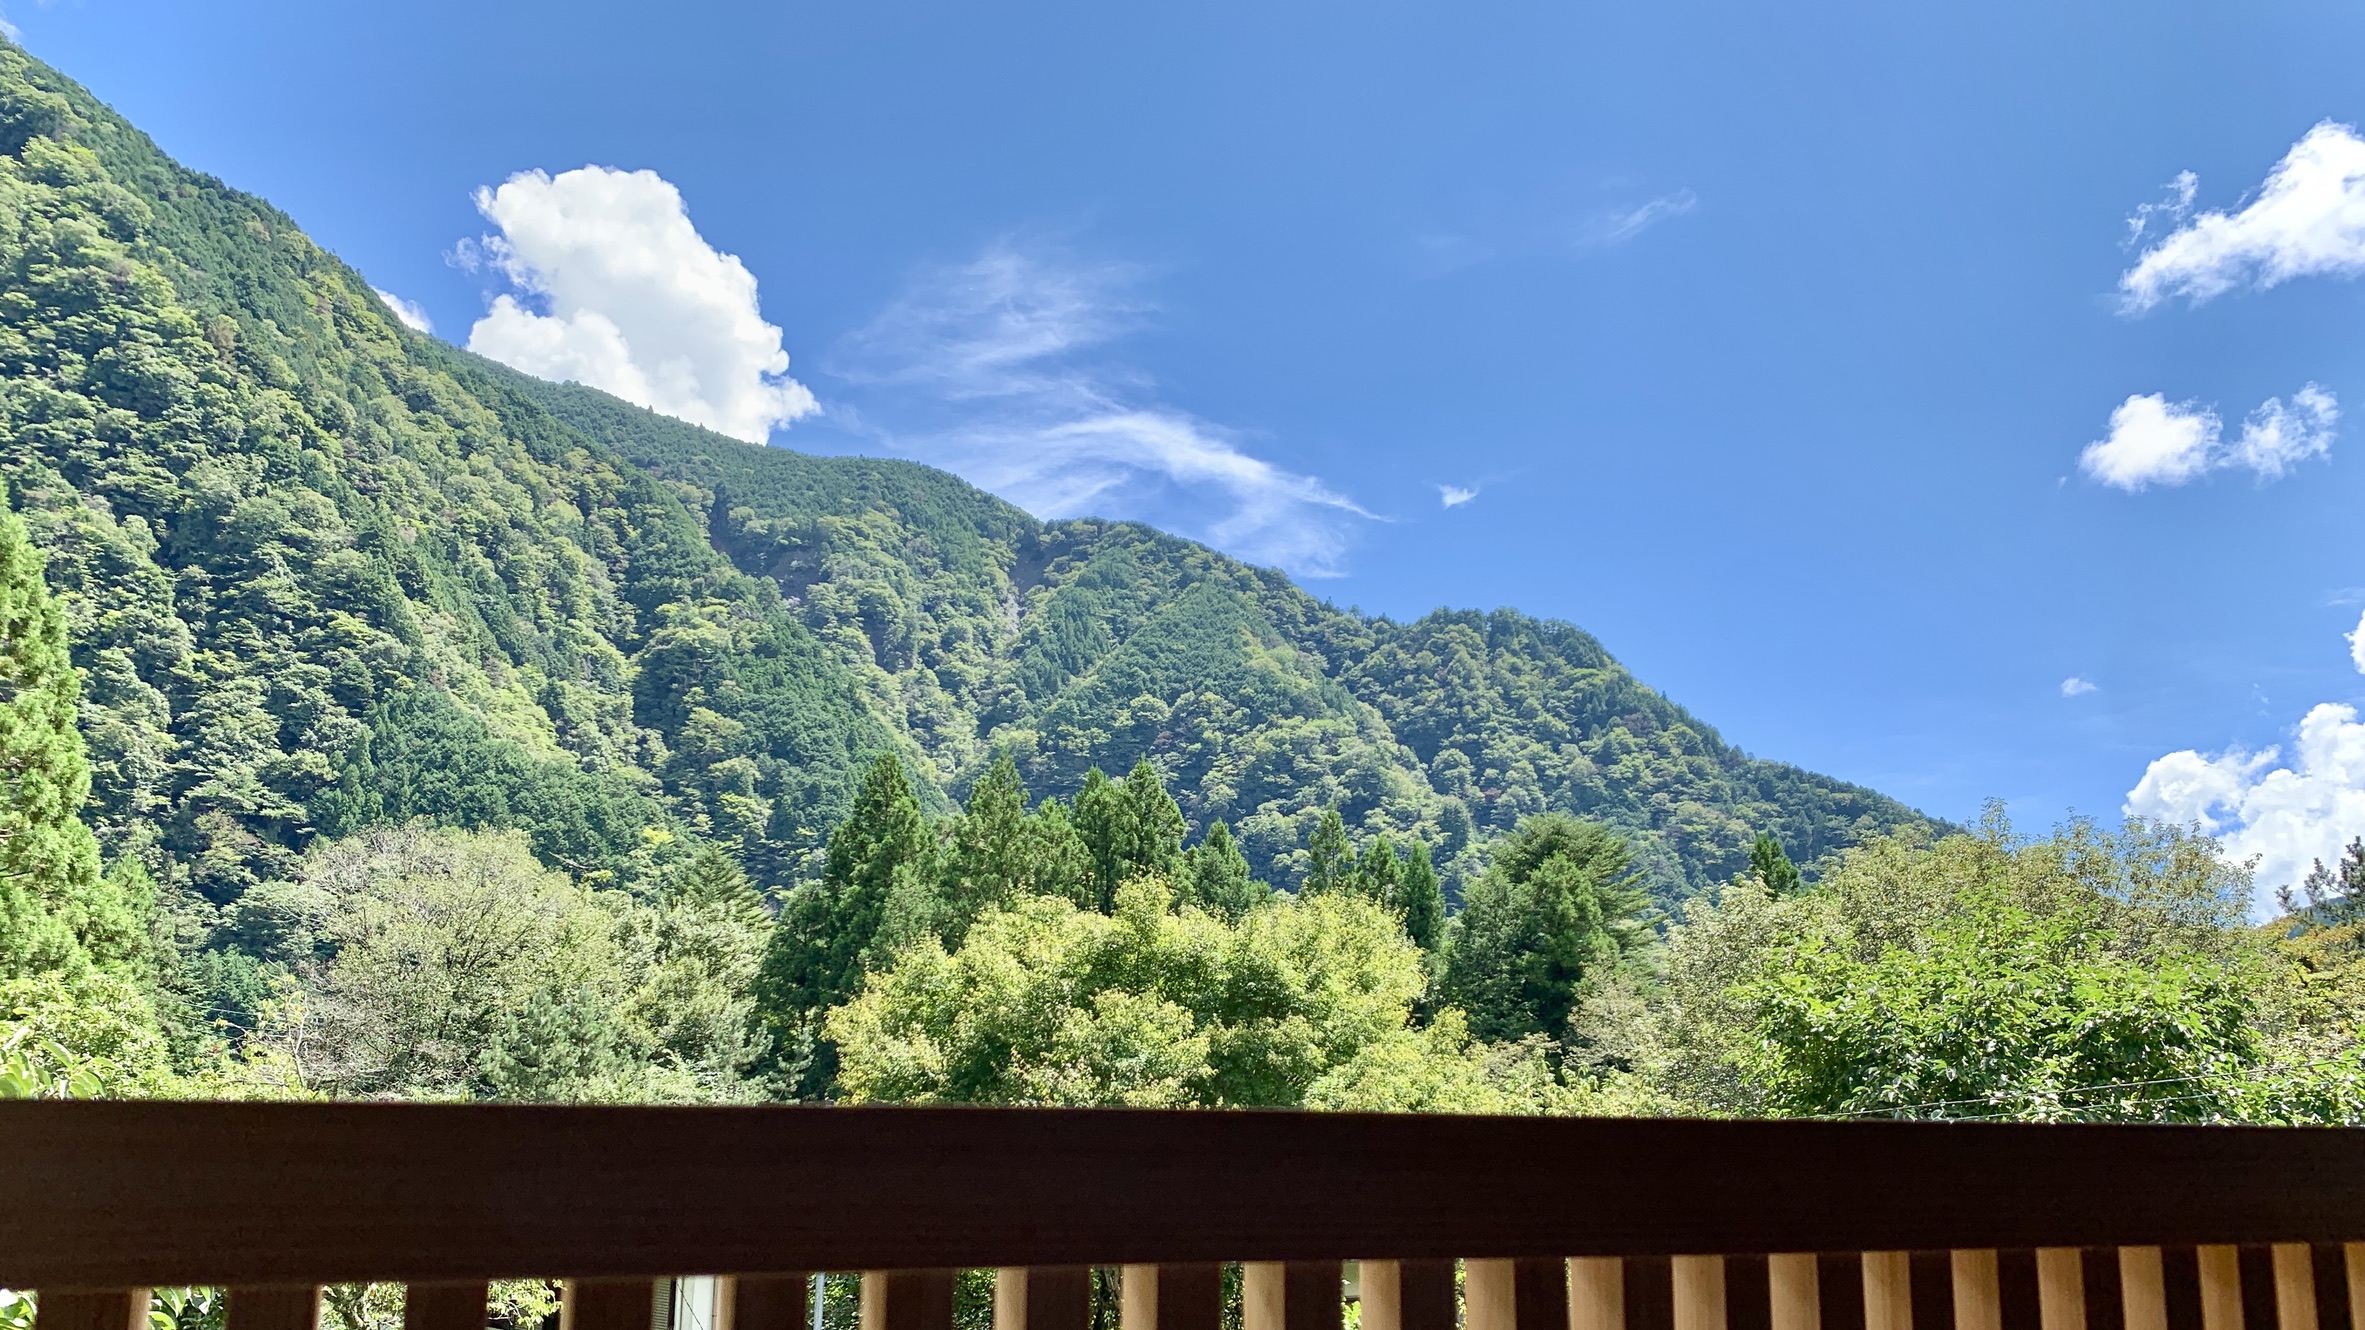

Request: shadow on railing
left=6, top=1102, right=2363, bottom=1330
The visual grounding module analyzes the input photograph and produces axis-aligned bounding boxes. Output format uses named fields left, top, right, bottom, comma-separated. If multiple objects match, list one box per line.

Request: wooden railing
left=6, top=1103, right=2365, bottom=1330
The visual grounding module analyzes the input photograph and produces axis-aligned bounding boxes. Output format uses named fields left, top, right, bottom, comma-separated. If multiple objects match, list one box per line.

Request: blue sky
left=16, top=0, right=2365, bottom=895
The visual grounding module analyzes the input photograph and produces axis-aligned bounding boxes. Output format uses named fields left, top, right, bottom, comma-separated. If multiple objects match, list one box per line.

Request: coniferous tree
left=941, top=757, right=1032, bottom=938
left=1026, top=798, right=1098, bottom=910
left=750, top=753, right=933, bottom=1094
left=1072, top=767, right=1125, bottom=911
left=1117, top=758, right=1186, bottom=880
left=675, top=843, right=765, bottom=920
left=1749, top=832, right=1803, bottom=895
left=1303, top=806, right=1352, bottom=895
left=1397, top=840, right=1445, bottom=953
left=1441, top=814, right=1647, bottom=1043
left=1179, top=819, right=1263, bottom=921
left=1353, top=835, right=1403, bottom=903
left=0, top=499, right=130, bottom=978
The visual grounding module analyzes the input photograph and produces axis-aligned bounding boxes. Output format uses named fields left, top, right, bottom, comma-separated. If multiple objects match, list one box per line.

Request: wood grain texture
left=10, top=1103, right=2365, bottom=1287
left=1767, top=1256, right=1817, bottom=1330
left=2276, top=1249, right=2319, bottom=1330
left=1674, top=1258, right=1726, bottom=1330
left=2197, top=1249, right=2242, bottom=1330
left=2037, top=1253, right=2086, bottom=1330
left=1863, top=1255, right=1912, bottom=1330
left=1954, top=1252, right=2001, bottom=1330
left=33, top=1290, right=148, bottom=1330
left=2122, top=1250, right=2167, bottom=1330
left=1569, top=1258, right=1624, bottom=1330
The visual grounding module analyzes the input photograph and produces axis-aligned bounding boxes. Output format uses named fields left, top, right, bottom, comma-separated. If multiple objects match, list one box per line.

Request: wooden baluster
left=1364, top=1260, right=1453, bottom=1330
left=32, top=1290, right=150, bottom=1330
left=229, top=1288, right=322, bottom=1330
left=1002, top=1269, right=1090, bottom=1330
left=2345, top=1248, right=2365, bottom=1330
left=404, top=1284, right=488, bottom=1330
left=1725, top=1257, right=1771, bottom=1330
left=861, top=1273, right=953, bottom=1330
left=1768, top=1256, right=1818, bottom=1330
left=1954, top=1253, right=2001, bottom=1330
left=1286, top=1264, right=1344, bottom=1330
left=1628, top=1258, right=1676, bottom=1330
left=2275, top=1248, right=2320, bottom=1330
left=732, top=1276, right=813, bottom=1330
left=2037, top=1253, right=2087, bottom=1330
left=1364, top=1262, right=1403, bottom=1330
left=2196, top=1249, right=2242, bottom=1330
left=1246, top=1266, right=1289, bottom=1330
left=2121, top=1250, right=2168, bottom=1330
left=1675, top=1259, right=1727, bottom=1330
left=1570, top=1259, right=1625, bottom=1330
left=1467, top=1262, right=1517, bottom=1330
left=1863, top=1255, right=1912, bottom=1330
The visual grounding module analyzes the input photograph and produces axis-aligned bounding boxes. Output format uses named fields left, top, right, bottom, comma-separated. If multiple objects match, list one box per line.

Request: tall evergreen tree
left=1353, top=835, right=1403, bottom=903
left=1072, top=767, right=1125, bottom=911
left=1179, top=819, right=1263, bottom=922
left=675, top=842, right=764, bottom=918
left=1117, top=758, right=1186, bottom=878
left=1397, top=840, right=1445, bottom=953
left=941, top=756, right=1033, bottom=938
left=1749, top=831, right=1803, bottom=896
left=1026, top=798, right=1098, bottom=911
left=749, top=753, right=933, bottom=1094
left=1303, top=806, right=1352, bottom=895
left=1440, top=814, right=1647, bottom=1043
left=0, top=499, right=131, bottom=978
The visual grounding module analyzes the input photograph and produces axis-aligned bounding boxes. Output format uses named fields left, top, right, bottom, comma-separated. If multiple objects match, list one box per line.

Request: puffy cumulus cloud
left=2128, top=704, right=2365, bottom=909
left=464, top=166, right=815, bottom=443
left=1439, top=485, right=1478, bottom=508
left=373, top=288, right=432, bottom=334
left=2079, top=384, right=2336, bottom=491
left=834, top=243, right=1372, bottom=576
left=2121, top=122, right=2365, bottom=311
left=2061, top=677, right=2098, bottom=697
left=2348, top=609, right=2365, bottom=674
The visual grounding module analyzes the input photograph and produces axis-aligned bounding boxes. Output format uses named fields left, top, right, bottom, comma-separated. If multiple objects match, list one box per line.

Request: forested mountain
left=0, top=31, right=1931, bottom=981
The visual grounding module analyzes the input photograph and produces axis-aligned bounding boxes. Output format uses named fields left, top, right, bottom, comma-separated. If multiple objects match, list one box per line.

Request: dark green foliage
left=1352, top=835, right=1403, bottom=903
left=1749, top=832, right=1803, bottom=895
left=1441, top=814, right=1650, bottom=1043
left=1302, top=806, right=1352, bottom=895
left=1177, top=819, right=1263, bottom=921
left=1397, top=840, right=1444, bottom=953
left=748, top=754, right=933, bottom=1094
left=0, top=493, right=133, bottom=977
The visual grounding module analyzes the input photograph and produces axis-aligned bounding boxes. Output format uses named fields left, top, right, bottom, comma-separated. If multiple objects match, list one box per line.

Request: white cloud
left=2121, top=122, right=2365, bottom=311
left=373, top=288, right=432, bottom=334
left=2061, top=677, right=2098, bottom=697
left=834, top=243, right=1372, bottom=575
left=2348, top=608, right=2365, bottom=674
left=464, top=166, right=816, bottom=444
left=1439, top=485, right=1478, bottom=508
left=2079, top=384, right=2336, bottom=490
left=1593, top=189, right=1698, bottom=245
left=2128, top=704, right=2365, bottom=910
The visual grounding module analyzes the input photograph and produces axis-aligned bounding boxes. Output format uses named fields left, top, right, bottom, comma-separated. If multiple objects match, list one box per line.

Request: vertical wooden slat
left=862, top=1272, right=953, bottom=1330
left=733, top=1276, right=810, bottom=1330
left=1913, top=1254, right=1955, bottom=1330
left=1823, top=1258, right=1869, bottom=1330
left=1514, top=1260, right=1567, bottom=1330
left=998, top=1271, right=1028, bottom=1330
left=1628, top=1258, right=1675, bottom=1330
left=1571, top=1258, right=1625, bottom=1330
left=1009, top=1269, right=1091, bottom=1330
left=1246, top=1265, right=1288, bottom=1330
left=1124, top=1267, right=1160, bottom=1330
left=566, top=1282, right=656, bottom=1330
left=1997, top=1253, right=2042, bottom=1330
left=1285, top=1264, right=1343, bottom=1330
left=2345, top=1249, right=2365, bottom=1330
left=230, top=1288, right=322, bottom=1330
left=2038, top=1253, right=2087, bottom=1330
left=2123, top=1251, right=2169, bottom=1330
left=1770, top=1256, right=1820, bottom=1330
left=32, top=1290, right=150, bottom=1330
left=1364, top=1262, right=1404, bottom=1330
left=2198, top=1249, right=2244, bottom=1330
left=1675, top=1259, right=1728, bottom=1330
left=1864, top=1254, right=1912, bottom=1330
left=1398, top=1262, right=1457, bottom=1330
left=405, top=1284, right=488, bottom=1330
left=1955, top=1253, right=2002, bottom=1330
left=2275, top=1248, right=2319, bottom=1330
left=2239, top=1251, right=2279, bottom=1330
left=2164, top=1250, right=2204, bottom=1330
left=2310, top=1249, right=2352, bottom=1330
left=1468, top=1263, right=1517, bottom=1330
left=2084, top=1251, right=2126, bottom=1330
left=1728, top=1256, right=1773, bottom=1330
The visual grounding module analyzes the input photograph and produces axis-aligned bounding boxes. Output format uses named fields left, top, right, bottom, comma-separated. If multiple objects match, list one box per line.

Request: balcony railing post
left=1570, top=1258, right=1623, bottom=1330
left=2116, top=1249, right=2166, bottom=1330
left=1001, top=1268, right=1090, bottom=1330
left=1284, top=1264, right=1344, bottom=1330
left=2345, top=1246, right=2365, bottom=1330
left=1672, top=1258, right=1725, bottom=1330
left=860, top=1272, right=953, bottom=1330
left=1246, top=1265, right=1287, bottom=1330
left=730, top=1275, right=813, bottom=1330
left=1766, top=1257, right=1817, bottom=1330
left=2036, top=1251, right=2086, bottom=1330
left=563, top=1280, right=658, bottom=1330
left=229, top=1287, right=322, bottom=1330
left=1949, top=1253, right=1999, bottom=1330
left=403, top=1283, right=488, bottom=1330
left=2276, top=1247, right=2321, bottom=1330
left=1363, top=1259, right=1453, bottom=1330
left=30, top=1290, right=149, bottom=1330
left=1860, top=1254, right=1909, bottom=1330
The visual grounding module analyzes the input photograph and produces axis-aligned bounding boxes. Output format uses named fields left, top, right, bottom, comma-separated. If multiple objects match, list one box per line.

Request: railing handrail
left=7, top=1101, right=2364, bottom=1288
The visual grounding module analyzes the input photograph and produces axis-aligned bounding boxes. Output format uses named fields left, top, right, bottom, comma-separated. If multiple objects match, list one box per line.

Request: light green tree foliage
left=827, top=878, right=1568, bottom=1111
left=264, top=823, right=704, bottom=1101
left=0, top=497, right=135, bottom=977
left=612, top=845, right=770, bottom=1097
left=1578, top=813, right=2268, bottom=1121
left=0, top=969, right=171, bottom=1096
left=1442, top=815, right=1650, bottom=1044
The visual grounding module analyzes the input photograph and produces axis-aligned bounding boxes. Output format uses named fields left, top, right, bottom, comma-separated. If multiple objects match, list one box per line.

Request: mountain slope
left=0, top=38, right=1938, bottom=926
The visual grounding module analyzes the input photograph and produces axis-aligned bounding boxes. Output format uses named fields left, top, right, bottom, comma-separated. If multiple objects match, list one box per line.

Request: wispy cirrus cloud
left=2120, top=122, right=2365, bottom=312
left=832, top=243, right=1374, bottom=576
left=1438, top=484, right=1479, bottom=508
left=1590, top=189, right=1699, bottom=245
